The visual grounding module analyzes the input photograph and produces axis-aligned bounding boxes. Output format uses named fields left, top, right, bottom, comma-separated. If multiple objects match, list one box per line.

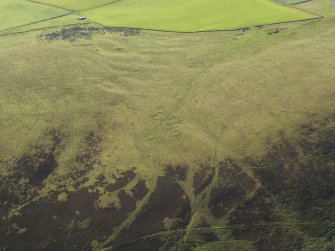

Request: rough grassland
left=0, top=0, right=334, bottom=250
left=82, top=0, right=316, bottom=32
left=0, top=0, right=68, bottom=31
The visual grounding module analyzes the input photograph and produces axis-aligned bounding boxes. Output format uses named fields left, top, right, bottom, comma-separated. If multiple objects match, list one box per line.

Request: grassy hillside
left=82, top=0, right=317, bottom=31
left=0, top=0, right=334, bottom=250
left=0, top=0, right=68, bottom=31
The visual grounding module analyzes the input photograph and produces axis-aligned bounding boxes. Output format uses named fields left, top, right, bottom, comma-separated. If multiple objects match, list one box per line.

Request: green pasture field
left=38, top=0, right=115, bottom=11
left=0, top=0, right=317, bottom=33
left=0, top=0, right=68, bottom=31
left=82, top=0, right=317, bottom=32
left=0, top=13, right=91, bottom=36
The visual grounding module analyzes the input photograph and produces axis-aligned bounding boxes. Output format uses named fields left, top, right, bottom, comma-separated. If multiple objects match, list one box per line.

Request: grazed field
left=0, top=0, right=68, bottom=31
left=1, top=0, right=317, bottom=33
left=0, top=0, right=334, bottom=250
left=39, top=0, right=115, bottom=11
left=82, top=0, right=316, bottom=31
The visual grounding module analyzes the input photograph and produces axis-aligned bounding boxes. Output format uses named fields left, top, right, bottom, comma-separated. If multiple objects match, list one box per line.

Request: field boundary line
left=84, top=16, right=323, bottom=34
left=24, top=0, right=74, bottom=11
left=0, top=12, right=74, bottom=33
left=278, top=0, right=321, bottom=17
left=0, top=16, right=323, bottom=38
left=284, top=1, right=322, bottom=16
left=278, top=0, right=312, bottom=6
left=0, top=0, right=323, bottom=36
left=79, top=0, right=124, bottom=12
left=0, top=22, right=99, bottom=37
left=80, top=0, right=322, bottom=33
left=291, top=0, right=312, bottom=5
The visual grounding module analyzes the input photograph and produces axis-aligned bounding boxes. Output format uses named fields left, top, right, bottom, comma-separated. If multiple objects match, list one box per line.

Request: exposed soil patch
left=39, top=26, right=140, bottom=42
left=208, top=158, right=256, bottom=218
left=114, top=165, right=191, bottom=250
left=193, top=164, right=214, bottom=195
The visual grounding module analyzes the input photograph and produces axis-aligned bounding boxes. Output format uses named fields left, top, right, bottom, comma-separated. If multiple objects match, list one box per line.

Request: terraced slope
left=81, top=0, right=317, bottom=32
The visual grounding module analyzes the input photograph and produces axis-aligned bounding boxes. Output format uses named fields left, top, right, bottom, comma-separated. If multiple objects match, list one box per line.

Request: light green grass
left=39, top=0, right=117, bottom=11
left=0, top=13, right=92, bottom=36
left=0, top=0, right=68, bottom=31
left=82, top=0, right=317, bottom=32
